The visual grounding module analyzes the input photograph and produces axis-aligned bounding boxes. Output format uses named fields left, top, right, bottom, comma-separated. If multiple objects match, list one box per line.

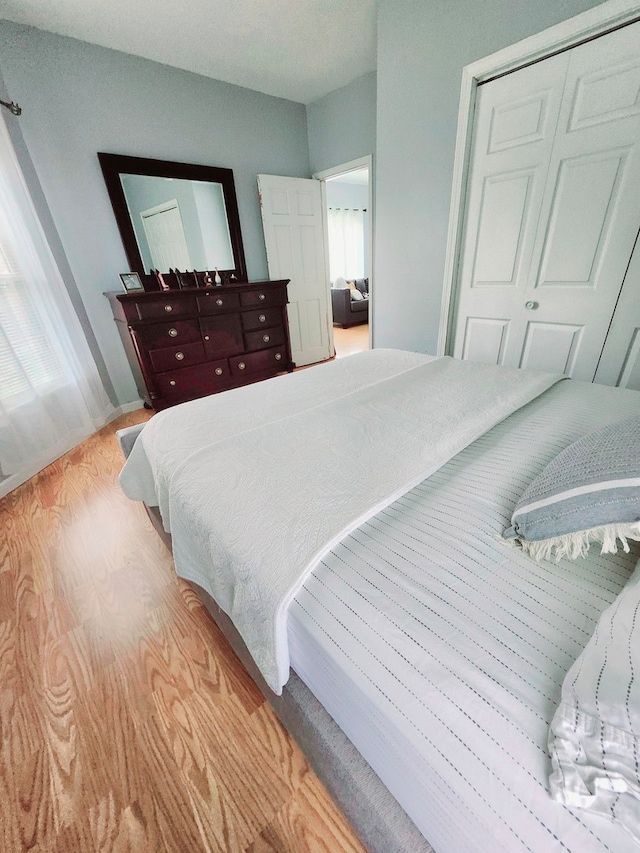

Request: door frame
left=313, top=154, right=374, bottom=351
left=438, top=0, right=640, bottom=357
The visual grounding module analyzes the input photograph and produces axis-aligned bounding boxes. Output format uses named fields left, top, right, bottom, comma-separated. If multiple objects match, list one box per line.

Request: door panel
left=461, top=317, right=510, bottom=365
left=568, top=58, right=640, bottom=131
left=473, top=172, right=532, bottom=285
left=537, top=151, right=625, bottom=286
left=453, top=22, right=640, bottom=383
left=594, top=230, right=640, bottom=390
left=258, top=175, right=331, bottom=367
left=519, top=322, right=583, bottom=373
left=617, top=331, right=640, bottom=390
left=489, top=92, right=552, bottom=152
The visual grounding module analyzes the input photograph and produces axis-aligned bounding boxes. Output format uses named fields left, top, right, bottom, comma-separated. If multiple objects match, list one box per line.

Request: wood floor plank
left=0, top=411, right=367, bottom=852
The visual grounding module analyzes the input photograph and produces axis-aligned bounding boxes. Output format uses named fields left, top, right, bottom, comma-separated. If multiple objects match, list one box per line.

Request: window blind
left=0, top=236, right=65, bottom=402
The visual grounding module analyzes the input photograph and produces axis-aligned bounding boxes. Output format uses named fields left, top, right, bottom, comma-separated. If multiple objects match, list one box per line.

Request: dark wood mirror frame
left=98, top=152, right=248, bottom=287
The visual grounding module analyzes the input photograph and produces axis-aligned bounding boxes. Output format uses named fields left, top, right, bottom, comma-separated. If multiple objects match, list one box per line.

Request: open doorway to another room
left=315, top=157, right=372, bottom=359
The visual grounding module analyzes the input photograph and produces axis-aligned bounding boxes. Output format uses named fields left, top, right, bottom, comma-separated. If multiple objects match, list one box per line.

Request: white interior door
left=453, top=22, right=640, bottom=380
left=141, top=200, right=191, bottom=271
left=258, top=174, right=332, bottom=366
left=594, top=229, right=640, bottom=390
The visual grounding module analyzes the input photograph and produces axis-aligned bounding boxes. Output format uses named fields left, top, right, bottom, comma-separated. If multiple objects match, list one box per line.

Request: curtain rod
left=0, top=99, right=22, bottom=116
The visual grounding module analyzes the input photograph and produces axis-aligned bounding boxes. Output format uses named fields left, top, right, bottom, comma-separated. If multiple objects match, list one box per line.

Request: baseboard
left=110, top=399, right=146, bottom=417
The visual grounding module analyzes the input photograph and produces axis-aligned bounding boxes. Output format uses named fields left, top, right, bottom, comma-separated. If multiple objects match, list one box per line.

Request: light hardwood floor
left=0, top=411, right=366, bottom=853
left=332, top=325, right=369, bottom=359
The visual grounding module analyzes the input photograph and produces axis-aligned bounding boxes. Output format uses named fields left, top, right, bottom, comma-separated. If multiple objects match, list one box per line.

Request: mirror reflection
left=98, top=152, right=247, bottom=284
left=120, top=173, right=235, bottom=273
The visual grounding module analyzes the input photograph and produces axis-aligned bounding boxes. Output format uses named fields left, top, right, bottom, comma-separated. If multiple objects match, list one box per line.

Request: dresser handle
left=263, top=334, right=270, bottom=343
left=238, top=361, right=246, bottom=370
left=216, top=298, right=223, bottom=306
left=164, top=304, right=173, bottom=312
left=215, top=367, right=223, bottom=376
left=175, top=351, right=185, bottom=360
left=258, top=314, right=266, bottom=323
left=275, top=352, right=282, bottom=361
left=258, top=293, right=266, bottom=301
left=169, top=380, right=176, bottom=386
left=168, top=328, right=178, bottom=337
left=203, top=334, right=210, bottom=341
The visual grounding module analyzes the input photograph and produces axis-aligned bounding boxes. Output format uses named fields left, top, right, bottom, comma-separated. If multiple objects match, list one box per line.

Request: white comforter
left=120, top=351, right=562, bottom=693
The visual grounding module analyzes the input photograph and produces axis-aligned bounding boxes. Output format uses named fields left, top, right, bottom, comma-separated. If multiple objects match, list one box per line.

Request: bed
left=118, top=349, right=640, bottom=853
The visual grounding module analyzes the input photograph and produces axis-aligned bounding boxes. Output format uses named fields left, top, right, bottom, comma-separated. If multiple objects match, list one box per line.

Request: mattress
left=288, top=379, right=640, bottom=852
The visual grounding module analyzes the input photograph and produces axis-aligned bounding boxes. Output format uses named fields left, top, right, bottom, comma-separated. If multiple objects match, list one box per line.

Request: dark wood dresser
left=106, top=279, right=294, bottom=410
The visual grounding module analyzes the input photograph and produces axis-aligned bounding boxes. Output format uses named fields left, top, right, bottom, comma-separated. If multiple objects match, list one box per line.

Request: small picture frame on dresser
left=119, top=272, right=144, bottom=292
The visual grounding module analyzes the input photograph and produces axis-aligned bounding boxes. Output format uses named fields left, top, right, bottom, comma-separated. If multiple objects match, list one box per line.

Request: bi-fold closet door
left=452, top=22, right=640, bottom=383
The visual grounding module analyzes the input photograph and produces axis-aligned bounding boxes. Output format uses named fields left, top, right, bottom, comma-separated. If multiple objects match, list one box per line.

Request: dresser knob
left=169, top=380, right=176, bottom=386
left=168, top=328, right=178, bottom=337
left=258, top=293, right=266, bottom=301
left=238, top=361, right=246, bottom=370
left=175, top=351, right=185, bottom=360
left=164, top=304, right=173, bottom=312
left=275, top=352, right=282, bottom=361
left=215, top=367, right=223, bottom=376
left=263, top=334, right=270, bottom=342
left=216, top=298, right=223, bottom=306
left=258, top=314, right=266, bottom=323
left=204, top=335, right=210, bottom=341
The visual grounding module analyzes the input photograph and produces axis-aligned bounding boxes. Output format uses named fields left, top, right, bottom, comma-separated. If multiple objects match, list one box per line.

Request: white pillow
left=350, top=288, right=364, bottom=301
left=333, top=276, right=348, bottom=289
left=549, top=558, right=640, bottom=842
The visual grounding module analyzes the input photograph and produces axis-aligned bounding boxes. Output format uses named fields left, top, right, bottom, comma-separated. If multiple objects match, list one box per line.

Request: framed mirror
left=98, top=153, right=247, bottom=284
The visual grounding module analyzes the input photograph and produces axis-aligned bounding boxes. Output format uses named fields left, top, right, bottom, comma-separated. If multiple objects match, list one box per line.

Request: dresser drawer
left=239, top=287, right=285, bottom=309
left=149, top=341, right=206, bottom=373
left=200, top=314, right=244, bottom=358
left=197, top=291, right=240, bottom=315
left=229, top=346, right=287, bottom=378
left=135, top=297, right=196, bottom=320
left=244, top=326, right=285, bottom=352
left=156, top=360, right=231, bottom=400
left=135, top=319, right=201, bottom=349
left=241, top=307, right=282, bottom=331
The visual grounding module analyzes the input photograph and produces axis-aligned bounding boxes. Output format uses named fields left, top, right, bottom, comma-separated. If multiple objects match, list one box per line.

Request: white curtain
left=328, top=207, right=365, bottom=282
left=0, top=113, right=112, bottom=490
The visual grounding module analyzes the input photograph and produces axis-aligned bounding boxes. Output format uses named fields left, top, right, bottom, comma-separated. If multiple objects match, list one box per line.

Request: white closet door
left=453, top=22, right=640, bottom=380
left=452, top=52, right=570, bottom=366
left=594, top=230, right=640, bottom=390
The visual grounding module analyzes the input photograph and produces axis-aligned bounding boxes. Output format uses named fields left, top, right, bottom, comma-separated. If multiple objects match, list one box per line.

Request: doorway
left=314, top=156, right=373, bottom=358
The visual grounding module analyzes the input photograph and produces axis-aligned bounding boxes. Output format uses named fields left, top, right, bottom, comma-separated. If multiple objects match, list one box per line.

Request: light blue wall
left=374, top=0, right=607, bottom=355
left=0, top=22, right=310, bottom=406
left=307, top=72, right=376, bottom=174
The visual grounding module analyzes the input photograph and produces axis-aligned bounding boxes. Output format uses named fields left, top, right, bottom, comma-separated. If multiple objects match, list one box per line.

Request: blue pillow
left=504, top=416, right=640, bottom=561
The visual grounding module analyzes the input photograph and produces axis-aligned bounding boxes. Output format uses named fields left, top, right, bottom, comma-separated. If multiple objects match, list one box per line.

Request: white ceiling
left=0, top=0, right=377, bottom=105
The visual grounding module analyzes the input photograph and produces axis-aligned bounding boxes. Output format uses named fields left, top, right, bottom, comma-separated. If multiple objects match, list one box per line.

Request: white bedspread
left=121, top=348, right=432, bottom=520
left=121, top=352, right=561, bottom=693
